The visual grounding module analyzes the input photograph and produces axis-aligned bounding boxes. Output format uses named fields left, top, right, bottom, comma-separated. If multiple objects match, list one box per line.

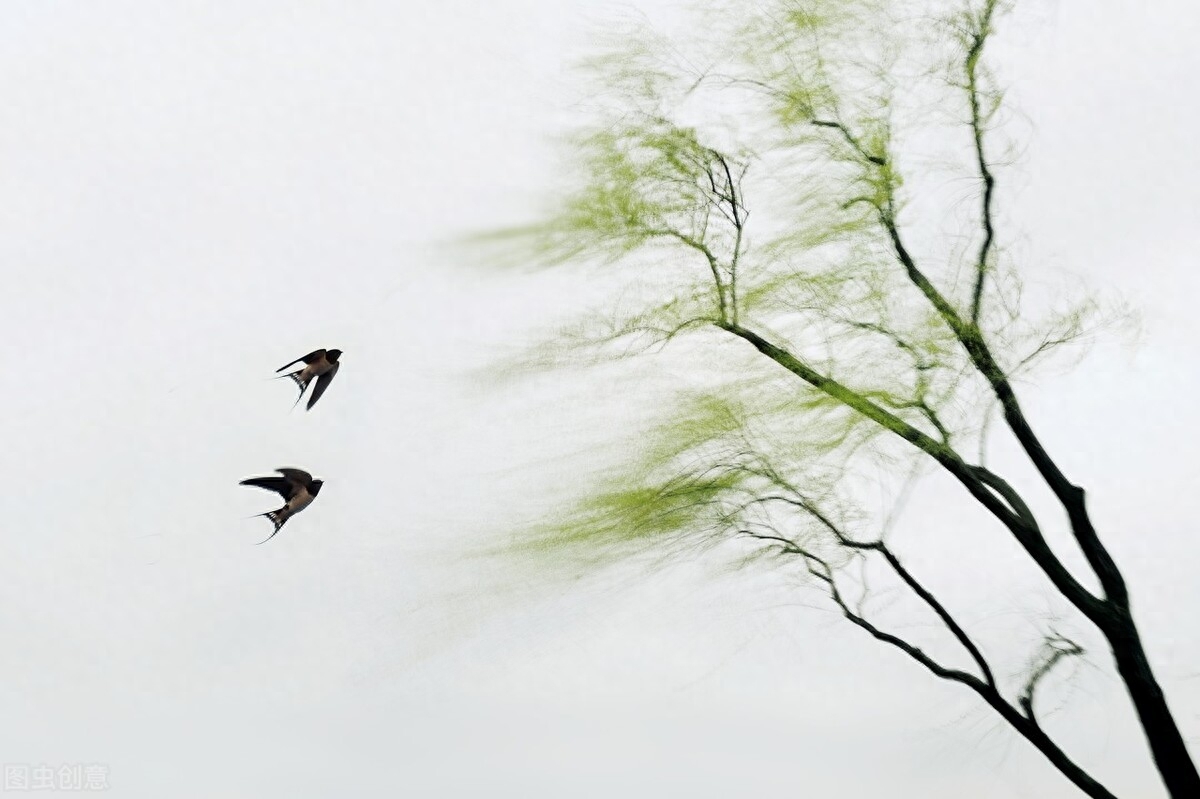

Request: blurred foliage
left=484, top=0, right=1132, bottom=578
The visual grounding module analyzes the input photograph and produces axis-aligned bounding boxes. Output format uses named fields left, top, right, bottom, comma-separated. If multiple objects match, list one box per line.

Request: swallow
left=276, top=348, right=342, bottom=410
left=239, top=468, right=324, bottom=544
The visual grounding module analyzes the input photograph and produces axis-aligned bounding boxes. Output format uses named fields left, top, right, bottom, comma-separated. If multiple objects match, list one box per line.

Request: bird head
left=326, top=349, right=343, bottom=362
left=308, top=479, right=325, bottom=496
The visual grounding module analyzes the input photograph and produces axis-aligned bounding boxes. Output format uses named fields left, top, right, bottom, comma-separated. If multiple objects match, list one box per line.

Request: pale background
left=1, top=1, right=1197, bottom=796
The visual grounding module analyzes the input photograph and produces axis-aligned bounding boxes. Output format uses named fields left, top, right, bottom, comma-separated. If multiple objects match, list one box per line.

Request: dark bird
left=276, top=348, right=342, bottom=410
left=239, top=468, right=324, bottom=544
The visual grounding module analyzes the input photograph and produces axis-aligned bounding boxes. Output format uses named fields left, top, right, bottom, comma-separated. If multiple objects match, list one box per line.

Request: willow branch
left=714, top=320, right=1108, bottom=623
left=811, top=119, right=886, bottom=165
left=771, top=492, right=997, bottom=689
left=965, top=0, right=999, bottom=325
left=741, top=525, right=1115, bottom=799
left=647, top=227, right=728, bottom=322
left=1020, top=635, right=1086, bottom=725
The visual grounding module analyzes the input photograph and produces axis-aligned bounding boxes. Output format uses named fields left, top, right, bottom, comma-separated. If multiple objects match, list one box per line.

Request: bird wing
left=306, top=362, right=340, bottom=410
left=276, top=349, right=326, bottom=373
left=239, top=476, right=293, bottom=498
left=274, top=468, right=313, bottom=488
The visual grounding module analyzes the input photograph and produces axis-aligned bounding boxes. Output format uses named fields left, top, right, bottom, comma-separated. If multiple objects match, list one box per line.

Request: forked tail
left=285, top=371, right=309, bottom=390
left=255, top=510, right=287, bottom=545
left=274, top=370, right=310, bottom=408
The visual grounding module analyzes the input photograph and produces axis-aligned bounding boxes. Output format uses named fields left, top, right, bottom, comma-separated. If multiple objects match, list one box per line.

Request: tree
left=489, top=1, right=1197, bottom=796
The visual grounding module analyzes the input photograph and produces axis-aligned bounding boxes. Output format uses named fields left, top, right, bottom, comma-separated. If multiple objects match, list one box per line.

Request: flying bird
left=239, top=468, right=324, bottom=544
left=276, top=348, right=342, bottom=410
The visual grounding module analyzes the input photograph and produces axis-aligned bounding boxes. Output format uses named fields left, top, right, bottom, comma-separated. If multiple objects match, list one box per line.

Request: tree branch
left=965, top=0, right=999, bottom=326
left=647, top=227, right=729, bottom=322
left=967, top=465, right=1040, bottom=533
left=763, top=491, right=998, bottom=690
left=875, top=201, right=1127, bottom=613
left=811, top=119, right=886, bottom=165
left=742, top=527, right=1117, bottom=799
left=711, top=150, right=747, bottom=325
left=1020, top=634, right=1086, bottom=725
left=714, top=320, right=1109, bottom=623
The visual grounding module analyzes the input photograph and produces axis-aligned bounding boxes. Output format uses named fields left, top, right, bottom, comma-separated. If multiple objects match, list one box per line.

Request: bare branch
left=741, top=525, right=1116, bottom=799
left=811, top=119, right=886, bottom=166
left=645, top=226, right=728, bottom=321
left=967, top=465, right=1040, bottom=533
left=713, top=320, right=1109, bottom=622
left=874, top=198, right=1127, bottom=616
left=747, top=490, right=997, bottom=690
left=710, top=150, right=748, bottom=325
left=1020, top=634, right=1086, bottom=725
left=964, top=0, right=1000, bottom=325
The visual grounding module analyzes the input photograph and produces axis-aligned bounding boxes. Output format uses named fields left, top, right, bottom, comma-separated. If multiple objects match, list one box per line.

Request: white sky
left=1, top=1, right=1198, bottom=797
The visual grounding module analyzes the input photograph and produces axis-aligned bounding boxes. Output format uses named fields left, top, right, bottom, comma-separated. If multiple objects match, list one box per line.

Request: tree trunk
left=1059, top=493, right=1200, bottom=797
left=1105, top=611, right=1200, bottom=798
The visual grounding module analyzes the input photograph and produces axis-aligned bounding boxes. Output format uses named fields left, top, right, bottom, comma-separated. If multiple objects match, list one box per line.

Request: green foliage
left=511, top=391, right=865, bottom=574
left=484, top=0, right=1121, bottom=580
left=553, top=119, right=719, bottom=254
left=518, top=463, right=740, bottom=564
